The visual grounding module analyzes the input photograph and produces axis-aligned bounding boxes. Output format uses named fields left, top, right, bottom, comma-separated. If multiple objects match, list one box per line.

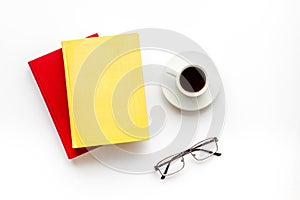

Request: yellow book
left=62, top=33, right=149, bottom=148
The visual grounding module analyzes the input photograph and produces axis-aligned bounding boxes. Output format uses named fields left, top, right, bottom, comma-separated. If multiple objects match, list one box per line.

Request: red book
left=28, top=34, right=99, bottom=159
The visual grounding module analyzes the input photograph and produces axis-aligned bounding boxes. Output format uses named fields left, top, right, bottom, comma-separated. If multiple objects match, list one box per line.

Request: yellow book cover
left=62, top=33, right=149, bottom=148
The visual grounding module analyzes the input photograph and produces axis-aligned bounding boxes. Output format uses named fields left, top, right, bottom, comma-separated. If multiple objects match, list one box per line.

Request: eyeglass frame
left=154, top=137, right=221, bottom=179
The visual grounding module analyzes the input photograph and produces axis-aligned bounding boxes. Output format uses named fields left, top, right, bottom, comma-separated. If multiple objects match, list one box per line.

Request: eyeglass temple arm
left=192, top=148, right=222, bottom=156
left=161, top=162, right=170, bottom=180
left=193, top=140, right=216, bottom=149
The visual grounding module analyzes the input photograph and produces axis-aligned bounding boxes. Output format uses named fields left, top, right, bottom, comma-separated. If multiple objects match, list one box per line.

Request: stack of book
left=28, top=33, right=149, bottom=159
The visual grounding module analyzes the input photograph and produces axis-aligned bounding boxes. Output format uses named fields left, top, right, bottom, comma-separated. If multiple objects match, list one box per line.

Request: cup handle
left=164, top=68, right=177, bottom=77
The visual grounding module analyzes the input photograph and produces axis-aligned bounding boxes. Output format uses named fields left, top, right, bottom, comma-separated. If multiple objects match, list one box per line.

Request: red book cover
left=28, top=34, right=99, bottom=159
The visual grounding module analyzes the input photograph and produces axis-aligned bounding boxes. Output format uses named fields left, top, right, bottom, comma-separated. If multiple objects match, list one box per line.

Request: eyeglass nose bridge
left=180, top=156, right=185, bottom=162
left=182, top=149, right=192, bottom=156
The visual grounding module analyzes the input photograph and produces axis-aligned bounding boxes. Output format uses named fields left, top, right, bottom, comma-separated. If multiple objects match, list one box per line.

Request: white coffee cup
left=175, top=65, right=208, bottom=97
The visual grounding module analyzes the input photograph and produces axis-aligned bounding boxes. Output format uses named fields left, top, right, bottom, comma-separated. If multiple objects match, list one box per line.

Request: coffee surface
left=179, top=66, right=206, bottom=93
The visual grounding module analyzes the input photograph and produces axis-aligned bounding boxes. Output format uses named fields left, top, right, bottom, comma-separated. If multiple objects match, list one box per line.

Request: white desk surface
left=0, top=0, right=299, bottom=199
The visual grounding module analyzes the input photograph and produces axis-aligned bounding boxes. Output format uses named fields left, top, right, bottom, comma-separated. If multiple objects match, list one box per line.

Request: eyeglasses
left=154, top=137, right=221, bottom=179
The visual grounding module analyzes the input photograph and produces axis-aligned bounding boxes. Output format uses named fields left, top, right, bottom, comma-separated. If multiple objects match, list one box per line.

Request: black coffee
left=179, top=66, right=206, bottom=93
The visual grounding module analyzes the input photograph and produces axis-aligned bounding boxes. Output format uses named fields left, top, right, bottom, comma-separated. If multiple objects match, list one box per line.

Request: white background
left=0, top=0, right=299, bottom=199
